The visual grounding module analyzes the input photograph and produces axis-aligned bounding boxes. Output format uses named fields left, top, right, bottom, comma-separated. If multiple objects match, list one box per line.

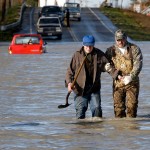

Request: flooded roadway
left=0, top=42, right=150, bottom=149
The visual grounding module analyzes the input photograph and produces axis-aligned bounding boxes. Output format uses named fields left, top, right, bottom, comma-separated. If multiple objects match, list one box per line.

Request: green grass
left=0, top=5, right=22, bottom=41
left=0, top=5, right=21, bottom=25
left=100, top=7, right=150, bottom=41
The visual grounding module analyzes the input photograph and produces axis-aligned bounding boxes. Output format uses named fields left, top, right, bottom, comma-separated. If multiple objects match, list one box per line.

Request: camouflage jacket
left=105, top=41, right=143, bottom=85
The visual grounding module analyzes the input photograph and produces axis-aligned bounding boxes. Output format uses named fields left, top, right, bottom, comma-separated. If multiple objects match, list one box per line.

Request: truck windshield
left=64, top=3, right=80, bottom=8
left=39, top=18, right=59, bottom=24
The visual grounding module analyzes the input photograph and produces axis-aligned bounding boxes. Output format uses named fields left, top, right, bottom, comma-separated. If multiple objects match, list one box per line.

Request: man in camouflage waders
left=105, top=29, right=143, bottom=118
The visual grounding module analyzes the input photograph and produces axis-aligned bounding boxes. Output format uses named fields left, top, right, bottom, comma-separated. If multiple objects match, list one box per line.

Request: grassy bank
left=0, top=5, right=22, bottom=41
left=0, top=5, right=21, bottom=25
left=100, top=7, right=150, bottom=41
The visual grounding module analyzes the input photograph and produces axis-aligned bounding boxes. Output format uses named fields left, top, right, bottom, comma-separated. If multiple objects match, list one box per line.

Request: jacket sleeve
left=105, top=47, right=119, bottom=79
left=130, top=45, right=143, bottom=79
left=65, top=53, right=76, bottom=87
left=101, top=49, right=119, bottom=79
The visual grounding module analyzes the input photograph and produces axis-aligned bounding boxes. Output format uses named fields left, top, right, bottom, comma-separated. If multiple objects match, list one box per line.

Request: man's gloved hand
left=105, top=63, right=112, bottom=72
left=118, top=75, right=123, bottom=80
left=123, top=75, right=132, bottom=85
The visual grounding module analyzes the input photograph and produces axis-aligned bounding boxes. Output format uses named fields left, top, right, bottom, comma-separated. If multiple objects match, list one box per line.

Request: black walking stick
left=58, top=55, right=87, bottom=109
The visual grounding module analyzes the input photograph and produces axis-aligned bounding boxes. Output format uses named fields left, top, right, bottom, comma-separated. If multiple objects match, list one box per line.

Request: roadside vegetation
left=0, top=5, right=21, bottom=25
left=0, top=1, right=150, bottom=41
left=100, top=7, right=150, bottom=41
left=0, top=4, right=22, bottom=41
left=0, top=0, right=38, bottom=41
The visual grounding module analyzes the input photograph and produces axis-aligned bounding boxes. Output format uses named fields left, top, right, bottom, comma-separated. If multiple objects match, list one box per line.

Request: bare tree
left=8, top=0, right=11, bottom=8
left=1, top=0, right=6, bottom=21
left=121, top=0, right=123, bottom=8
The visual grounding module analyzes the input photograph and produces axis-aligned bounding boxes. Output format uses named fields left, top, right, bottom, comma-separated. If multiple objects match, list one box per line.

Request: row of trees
left=0, top=0, right=38, bottom=22
left=0, top=0, right=23, bottom=21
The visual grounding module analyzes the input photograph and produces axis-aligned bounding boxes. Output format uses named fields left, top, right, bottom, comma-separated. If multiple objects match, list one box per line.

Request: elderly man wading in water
left=65, top=35, right=118, bottom=119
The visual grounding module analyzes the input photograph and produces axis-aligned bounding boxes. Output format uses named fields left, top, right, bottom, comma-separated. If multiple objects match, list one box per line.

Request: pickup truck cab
left=63, top=2, right=81, bottom=21
left=37, top=16, right=62, bottom=40
left=38, top=5, right=65, bottom=23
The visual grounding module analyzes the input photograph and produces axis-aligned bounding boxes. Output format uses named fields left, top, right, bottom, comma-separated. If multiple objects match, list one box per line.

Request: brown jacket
left=65, top=47, right=117, bottom=95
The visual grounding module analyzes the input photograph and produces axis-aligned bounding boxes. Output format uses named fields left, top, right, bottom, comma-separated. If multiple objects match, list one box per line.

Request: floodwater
left=0, top=42, right=150, bottom=150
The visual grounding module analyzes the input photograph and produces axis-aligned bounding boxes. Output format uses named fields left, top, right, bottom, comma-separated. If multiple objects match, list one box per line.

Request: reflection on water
left=0, top=42, right=150, bottom=150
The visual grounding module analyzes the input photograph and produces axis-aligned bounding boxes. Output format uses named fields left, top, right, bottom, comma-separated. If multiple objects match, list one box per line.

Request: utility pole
left=55, top=0, right=58, bottom=5
left=115, top=0, right=118, bottom=8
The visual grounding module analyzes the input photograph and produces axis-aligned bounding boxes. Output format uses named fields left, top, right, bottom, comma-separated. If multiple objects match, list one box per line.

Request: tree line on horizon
left=0, top=0, right=38, bottom=22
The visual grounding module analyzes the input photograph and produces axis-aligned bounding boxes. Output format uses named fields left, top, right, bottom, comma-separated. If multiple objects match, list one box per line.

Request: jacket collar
left=79, top=46, right=97, bottom=55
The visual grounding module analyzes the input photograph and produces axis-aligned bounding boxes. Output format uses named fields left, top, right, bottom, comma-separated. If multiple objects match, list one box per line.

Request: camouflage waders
left=113, top=81, right=139, bottom=118
left=112, top=46, right=140, bottom=118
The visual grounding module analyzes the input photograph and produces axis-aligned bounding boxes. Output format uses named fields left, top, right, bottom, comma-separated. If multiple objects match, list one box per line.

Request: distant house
left=133, top=3, right=141, bottom=13
left=141, top=5, right=150, bottom=16
left=133, top=0, right=150, bottom=16
left=106, top=0, right=134, bottom=8
left=106, top=0, right=150, bottom=16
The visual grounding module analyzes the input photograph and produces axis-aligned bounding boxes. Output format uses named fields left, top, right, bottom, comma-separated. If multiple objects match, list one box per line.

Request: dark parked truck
left=38, top=5, right=65, bottom=23
left=63, top=2, right=81, bottom=21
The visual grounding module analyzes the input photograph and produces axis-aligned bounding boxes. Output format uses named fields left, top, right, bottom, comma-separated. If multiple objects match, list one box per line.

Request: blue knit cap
left=83, top=35, right=95, bottom=46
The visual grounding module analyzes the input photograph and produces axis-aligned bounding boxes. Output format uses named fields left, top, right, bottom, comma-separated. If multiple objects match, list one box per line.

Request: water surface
left=0, top=42, right=150, bottom=150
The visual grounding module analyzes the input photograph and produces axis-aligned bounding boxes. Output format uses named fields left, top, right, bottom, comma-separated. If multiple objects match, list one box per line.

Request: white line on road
left=88, top=8, right=114, bottom=34
left=68, top=27, right=79, bottom=42
left=30, top=8, right=34, bottom=34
